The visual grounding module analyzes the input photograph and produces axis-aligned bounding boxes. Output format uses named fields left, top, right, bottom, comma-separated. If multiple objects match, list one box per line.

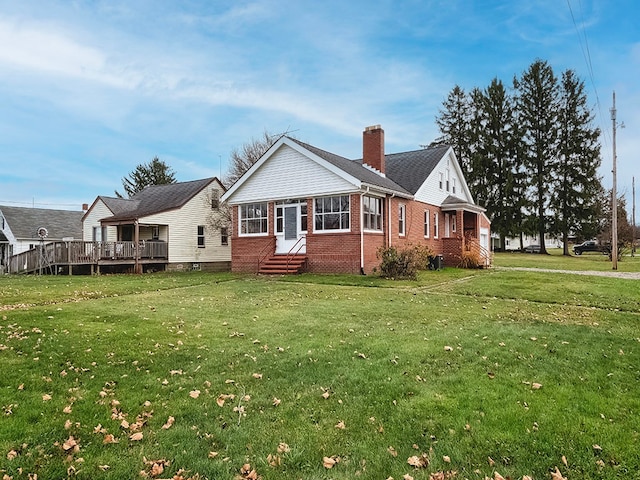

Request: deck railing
left=8, top=241, right=168, bottom=274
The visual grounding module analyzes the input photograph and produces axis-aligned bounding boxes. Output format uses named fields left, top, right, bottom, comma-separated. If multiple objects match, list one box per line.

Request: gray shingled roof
left=100, top=178, right=217, bottom=222
left=384, top=145, right=451, bottom=194
left=288, top=138, right=413, bottom=197
left=0, top=205, right=83, bottom=240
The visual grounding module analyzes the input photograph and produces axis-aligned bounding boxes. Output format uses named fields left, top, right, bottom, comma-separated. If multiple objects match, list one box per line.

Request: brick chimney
left=362, top=125, right=385, bottom=175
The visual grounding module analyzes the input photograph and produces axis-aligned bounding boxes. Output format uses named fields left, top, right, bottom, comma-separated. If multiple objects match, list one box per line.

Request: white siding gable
left=82, top=200, right=117, bottom=241
left=414, top=150, right=474, bottom=206
left=227, top=143, right=358, bottom=204
left=140, top=185, right=230, bottom=263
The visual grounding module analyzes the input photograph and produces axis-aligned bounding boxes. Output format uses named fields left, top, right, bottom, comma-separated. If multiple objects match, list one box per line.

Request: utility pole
left=633, top=176, right=636, bottom=257
left=610, top=92, right=618, bottom=270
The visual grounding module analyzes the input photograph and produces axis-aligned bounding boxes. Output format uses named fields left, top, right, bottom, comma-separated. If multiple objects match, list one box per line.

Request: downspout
left=388, top=193, right=395, bottom=247
left=360, top=190, right=366, bottom=275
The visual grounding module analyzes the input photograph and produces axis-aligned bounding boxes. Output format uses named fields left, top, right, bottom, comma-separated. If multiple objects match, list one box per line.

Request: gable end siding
left=229, top=145, right=358, bottom=204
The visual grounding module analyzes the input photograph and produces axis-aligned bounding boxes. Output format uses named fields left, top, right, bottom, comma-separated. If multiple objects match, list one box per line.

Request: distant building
left=0, top=205, right=83, bottom=273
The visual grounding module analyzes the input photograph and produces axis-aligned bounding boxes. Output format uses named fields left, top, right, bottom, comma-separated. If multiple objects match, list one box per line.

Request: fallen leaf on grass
left=335, top=420, right=345, bottom=429
left=444, top=346, right=453, bottom=352
left=562, top=455, right=568, bottom=466
left=323, top=456, right=339, bottom=469
left=388, top=446, right=398, bottom=457
left=62, top=436, right=79, bottom=453
left=407, top=453, right=430, bottom=468
left=98, top=465, right=110, bottom=471
left=494, top=472, right=505, bottom=480
left=442, top=455, right=451, bottom=463
left=429, top=471, right=458, bottom=480
left=550, top=466, right=567, bottom=480
left=240, top=463, right=259, bottom=479
left=189, top=390, right=201, bottom=399
left=63, top=405, right=72, bottom=414
left=161, top=416, right=175, bottom=429
left=42, top=394, right=52, bottom=401
left=252, top=373, right=263, bottom=379
left=277, top=443, right=290, bottom=453
left=129, top=432, right=143, bottom=441
left=267, top=453, right=281, bottom=467
left=7, top=450, right=18, bottom=460
left=532, top=383, right=542, bottom=390
left=272, top=397, right=281, bottom=407
left=103, top=434, right=119, bottom=444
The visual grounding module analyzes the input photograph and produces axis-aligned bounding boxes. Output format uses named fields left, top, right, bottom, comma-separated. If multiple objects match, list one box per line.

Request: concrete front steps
left=258, top=255, right=307, bottom=275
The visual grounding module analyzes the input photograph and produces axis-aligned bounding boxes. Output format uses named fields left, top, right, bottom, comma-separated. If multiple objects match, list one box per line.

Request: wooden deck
left=8, top=241, right=168, bottom=274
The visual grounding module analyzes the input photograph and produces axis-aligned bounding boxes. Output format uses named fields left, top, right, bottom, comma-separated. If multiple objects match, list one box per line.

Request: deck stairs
left=258, top=254, right=307, bottom=275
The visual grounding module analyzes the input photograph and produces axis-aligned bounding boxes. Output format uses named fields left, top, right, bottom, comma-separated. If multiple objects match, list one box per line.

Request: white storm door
left=276, top=205, right=305, bottom=254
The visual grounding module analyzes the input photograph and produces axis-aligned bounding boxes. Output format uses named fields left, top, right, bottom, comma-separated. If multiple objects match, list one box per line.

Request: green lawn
left=0, top=265, right=638, bottom=479
left=493, top=248, right=640, bottom=272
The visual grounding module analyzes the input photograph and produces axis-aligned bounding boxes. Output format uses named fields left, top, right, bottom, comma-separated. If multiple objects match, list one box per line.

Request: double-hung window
left=398, top=204, right=406, bottom=236
left=220, top=227, right=228, bottom=246
left=240, top=203, right=268, bottom=235
left=314, top=195, right=350, bottom=232
left=363, top=196, right=383, bottom=231
left=197, top=225, right=205, bottom=247
left=424, top=210, right=430, bottom=238
left=434, top=212, right=439, bottom=239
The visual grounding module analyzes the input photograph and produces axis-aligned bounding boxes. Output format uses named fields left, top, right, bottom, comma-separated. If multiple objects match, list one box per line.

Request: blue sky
left=0, top=0, right=638, bottom=222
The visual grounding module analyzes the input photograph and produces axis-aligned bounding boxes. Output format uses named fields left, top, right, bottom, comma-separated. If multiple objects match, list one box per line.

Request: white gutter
left=360, top=189, right=367, bottom=274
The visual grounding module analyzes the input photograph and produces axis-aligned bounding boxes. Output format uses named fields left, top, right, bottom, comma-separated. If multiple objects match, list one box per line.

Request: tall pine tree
left=514, top=60, right=560, bottom=254
left=552, top=69, right=604, bottom=254
left=432, top=86, right=479, bottom=197
left=116, top=157, right=177, bottom=198
left=471, top=79, right=523, bottom=249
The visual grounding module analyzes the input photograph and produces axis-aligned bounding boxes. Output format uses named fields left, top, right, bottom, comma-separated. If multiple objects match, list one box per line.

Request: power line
left=0, top=199, right=83, bottom=209
left=566, top=0, right=610, bottom=150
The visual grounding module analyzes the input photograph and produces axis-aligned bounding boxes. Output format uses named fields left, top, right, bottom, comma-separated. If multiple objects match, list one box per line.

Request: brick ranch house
left=221, top=125, right=491, bottom=274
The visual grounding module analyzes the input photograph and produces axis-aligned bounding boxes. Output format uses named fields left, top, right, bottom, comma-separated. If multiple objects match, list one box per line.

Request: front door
left=276, top=201, right=307, bottom=254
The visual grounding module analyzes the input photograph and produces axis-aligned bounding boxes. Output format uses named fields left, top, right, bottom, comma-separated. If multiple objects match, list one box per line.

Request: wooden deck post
left=134, top=220, right=141, bottom=274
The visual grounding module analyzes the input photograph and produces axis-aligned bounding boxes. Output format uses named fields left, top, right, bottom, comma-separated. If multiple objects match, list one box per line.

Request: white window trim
left=398, top=204, right=406, bottom=237
left=363, top=195, right=384, bottom=232
left=238, top=203, right=269, bottom=237
left=314, top=195, right=351, bottom=233
left=424, top=209, right=430, bottom=238
left=434, top=212, right=439, bottom=239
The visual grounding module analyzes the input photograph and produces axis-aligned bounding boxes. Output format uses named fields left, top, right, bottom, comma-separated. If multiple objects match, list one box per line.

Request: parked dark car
left=573, top=241, right=609, bottom=255
left=523, top=244, right=541, bottom=253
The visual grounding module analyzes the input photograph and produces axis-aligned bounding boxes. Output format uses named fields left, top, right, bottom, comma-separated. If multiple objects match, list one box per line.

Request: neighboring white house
left=0, top=205, right=83, bottom=273
left=82, top=177, right=231, bottom=272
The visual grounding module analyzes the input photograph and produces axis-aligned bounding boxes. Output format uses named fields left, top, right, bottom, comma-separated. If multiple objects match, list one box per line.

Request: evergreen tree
left=552, top=69, right=604, bottom=254
left=471, top=79, right=523, bottom=249
left=116, top=157, right=176, bottom=198
left=432, top=86, right=479, bottom=197
left=514, top=60, right=560, bottom=254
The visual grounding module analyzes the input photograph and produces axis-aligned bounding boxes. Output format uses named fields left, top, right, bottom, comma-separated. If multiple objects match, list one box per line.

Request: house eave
left=360, top=183, right=413, bottom=199
left=441, top=202, right=486, bottom=214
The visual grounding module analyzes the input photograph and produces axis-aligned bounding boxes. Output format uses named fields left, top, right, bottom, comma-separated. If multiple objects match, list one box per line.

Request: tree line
left=433, top=59, right=608, bottom=254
